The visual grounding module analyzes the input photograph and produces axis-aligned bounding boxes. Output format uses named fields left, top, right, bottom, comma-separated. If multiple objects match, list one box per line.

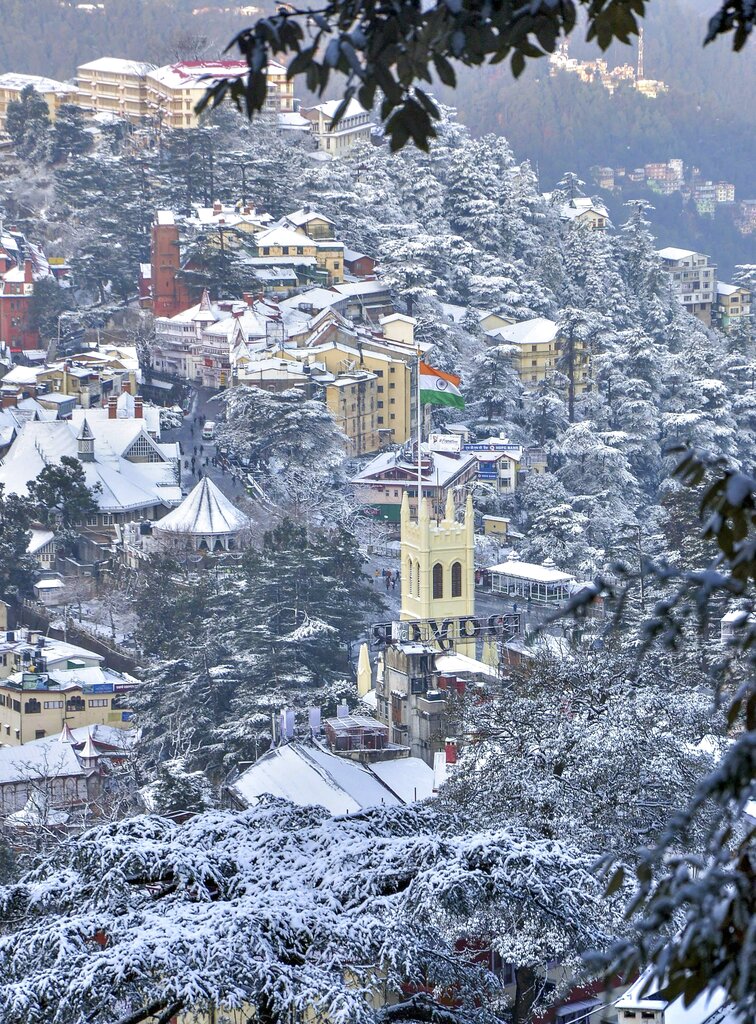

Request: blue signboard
left=477, top=466, right=498, bottom=480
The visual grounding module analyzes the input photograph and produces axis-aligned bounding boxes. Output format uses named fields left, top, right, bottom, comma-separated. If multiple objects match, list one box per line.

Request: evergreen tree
left=5, top=84, right=51, bottom=162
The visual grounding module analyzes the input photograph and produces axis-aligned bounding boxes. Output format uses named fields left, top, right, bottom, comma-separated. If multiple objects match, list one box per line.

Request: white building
left=657, top=246, right=717, bottom=326
left=152, top=477, right=251, bottom=554
left=488, top=555, right=576, bottom=604
left=0, top=416, right=182, bottom=528
left=299, top=99, right=374, bottom=156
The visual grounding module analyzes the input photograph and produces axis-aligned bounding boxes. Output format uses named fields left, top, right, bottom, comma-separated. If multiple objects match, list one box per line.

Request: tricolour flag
left=419, top=361, right=465, bottom=409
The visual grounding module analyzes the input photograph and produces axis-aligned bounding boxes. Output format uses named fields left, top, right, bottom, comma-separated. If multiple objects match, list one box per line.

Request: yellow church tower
left=400, top=489, right=475, bottom=623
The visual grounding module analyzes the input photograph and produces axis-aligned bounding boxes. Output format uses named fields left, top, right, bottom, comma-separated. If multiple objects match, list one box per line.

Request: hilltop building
left=76, top=58, right=293, bottom=128
left=299, top=99, right=374, bottom=155
left=715, top=281, right=751, bottom=333
left=75, top=57, right=155, bottom=121
left=484, top=316, right=590, bottom=392
left=657, top=247, right=717, bottom=325
left=0, top=72, right=79, bottom=130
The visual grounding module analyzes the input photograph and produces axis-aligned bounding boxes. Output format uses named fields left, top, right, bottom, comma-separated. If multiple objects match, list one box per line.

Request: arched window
left=432, top=562, right=444, bottom=600
left=451, top=561, right=463, bottom=598
left=408, top=560, right=415, bottom=596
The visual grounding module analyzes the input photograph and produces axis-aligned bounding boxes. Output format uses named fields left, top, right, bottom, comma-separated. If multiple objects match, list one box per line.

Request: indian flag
left=419, top=362, right=465, bottom=409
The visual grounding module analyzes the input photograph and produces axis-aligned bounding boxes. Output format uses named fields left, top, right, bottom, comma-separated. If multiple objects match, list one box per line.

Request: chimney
left=1, top=394, right=17, bottom=408
left=23, top=258, right=33, bottom=284
left=134, top=398, right=143, bottom=419
left=121, top=380, right=131, bottom=395
left=243, top=292, right=254, bottom=306
left=108, top=396, right=118, bottom=419
left=213, top=200, right=222, bottom=214
left=445, top=737, right=458, bottom=765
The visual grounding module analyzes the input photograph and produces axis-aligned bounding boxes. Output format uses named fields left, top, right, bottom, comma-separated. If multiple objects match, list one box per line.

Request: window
left=432, top=563, right=444, bottom=599
left=389, top=414, right=396, bottom=421
left=24, top=699, right=41, bottom=714
left=35, top=729, right=45, bottom=739
left=66, top=697, right=85, bottom=712
left=377, top=385, right=384, bottom=393
left=88, top=699, right=109, bottom=708
left=377, top=416, right=384, bottom=424
left=409, top=560, right=415, bottom=596
left=451, top=561, right=462, bottom=598
left=44, top=700, right=64, bottom=709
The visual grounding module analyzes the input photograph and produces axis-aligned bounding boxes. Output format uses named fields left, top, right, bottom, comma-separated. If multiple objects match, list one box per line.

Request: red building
left=144, top=211, right=195, bottom=318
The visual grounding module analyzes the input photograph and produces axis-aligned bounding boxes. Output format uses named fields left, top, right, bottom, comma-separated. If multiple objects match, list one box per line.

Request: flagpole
left=416, top=348, right=422, bottom=512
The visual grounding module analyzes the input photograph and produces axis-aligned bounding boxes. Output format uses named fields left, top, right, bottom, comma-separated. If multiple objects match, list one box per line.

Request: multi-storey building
left=323, top=369, right=380, bottom=456
left=76, top=57, right=155, bottom=121
left=0, top=73, right=79, bottom=130
left=715, top=282, right=752, bottom=333
left=145, top=60, right=249, bottom=130
left=253, top=224, right=345, bottom=284
left=0, top=629, right=134, bottom=746
left=657, top=247, right=717, bottom=325
left=485, top=316, right=591, bottom=392
left=351, top=444, right=478, bottom=522
left=300, top=99, right=374, bottom=155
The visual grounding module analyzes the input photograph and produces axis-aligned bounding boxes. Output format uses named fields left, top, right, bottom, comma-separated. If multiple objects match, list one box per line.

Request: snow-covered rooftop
left=352, top=445, right=476, bottom=488
left=0, top=72, right=78, bottom=95
left=488, top=317, right=558, bottom=346
left=657, top=246, right=699, bottom=261
left=78, top=57, right=156, bottom=76
left=155, top=477, right=250, bottom=538
left=0, top=420, right=174, bottom=513
left=231, top=741, right=433, bottom=814
left=147, top=60, right=248, bottom=90
left=488, top=558, right=575, bottom=583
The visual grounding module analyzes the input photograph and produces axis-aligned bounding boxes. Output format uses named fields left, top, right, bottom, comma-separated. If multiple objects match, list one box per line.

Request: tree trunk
left=512, top=965, right=538, bottom=1024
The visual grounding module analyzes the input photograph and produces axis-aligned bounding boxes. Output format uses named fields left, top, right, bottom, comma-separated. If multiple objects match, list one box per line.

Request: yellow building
left=716, top=282, right=751, bottom=333
left=254, top=225, right=345, bottom=284
left=0, top=73, right=79, bottom=130
left=484, top=316, right=590, bottom=392
left=324, top=369, right=380, bottom=456
left=0, top=631, right=133, bottom=746
left=400, top=491, right=475, bottom=624
left=76, top=57, right=155, bottom=121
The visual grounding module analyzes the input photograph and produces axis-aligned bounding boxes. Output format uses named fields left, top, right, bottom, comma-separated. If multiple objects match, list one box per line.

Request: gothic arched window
left=432, top=562, right=444, bottom=600
left=451, top=561, right=463, bottom=598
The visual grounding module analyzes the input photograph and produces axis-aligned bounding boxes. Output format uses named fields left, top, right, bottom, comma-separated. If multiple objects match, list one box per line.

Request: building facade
left=0, top=73, right=79, bottom=130
left=300, top=99, right=374, bottom=155
left=76, top=58, right=156, bottom=121
left=715, top=282, right=751, bottom=333
left=657, top=246, right=717, bottom=325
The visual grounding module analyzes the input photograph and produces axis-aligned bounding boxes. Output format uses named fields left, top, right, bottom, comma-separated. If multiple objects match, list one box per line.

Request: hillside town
left=0, top=9, right=752, bottom=1024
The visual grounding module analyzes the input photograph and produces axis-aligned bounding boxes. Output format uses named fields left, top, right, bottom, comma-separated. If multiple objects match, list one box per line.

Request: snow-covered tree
left=0, top=800, right=619, bottom=1024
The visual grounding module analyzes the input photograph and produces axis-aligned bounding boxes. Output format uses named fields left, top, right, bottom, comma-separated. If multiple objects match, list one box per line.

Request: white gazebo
left=153, top=477, right=250, bottom=553
left=488, top=555, right=575, bottom=604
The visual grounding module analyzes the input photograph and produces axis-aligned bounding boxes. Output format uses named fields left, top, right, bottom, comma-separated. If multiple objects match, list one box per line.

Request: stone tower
left=400, top=489, right=475, bottom=623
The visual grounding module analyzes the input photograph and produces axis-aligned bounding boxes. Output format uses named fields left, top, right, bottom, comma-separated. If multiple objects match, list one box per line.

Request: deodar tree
left=0, top=800, right=619, bottom=1024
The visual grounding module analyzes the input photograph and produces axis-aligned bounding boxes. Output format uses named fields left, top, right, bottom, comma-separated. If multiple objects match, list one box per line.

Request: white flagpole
left=416, top=350, right=422, bottom=510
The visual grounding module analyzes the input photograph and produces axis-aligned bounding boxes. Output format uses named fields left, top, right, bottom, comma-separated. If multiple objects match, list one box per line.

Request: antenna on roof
left=637, top=25, right=644, bottom=80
